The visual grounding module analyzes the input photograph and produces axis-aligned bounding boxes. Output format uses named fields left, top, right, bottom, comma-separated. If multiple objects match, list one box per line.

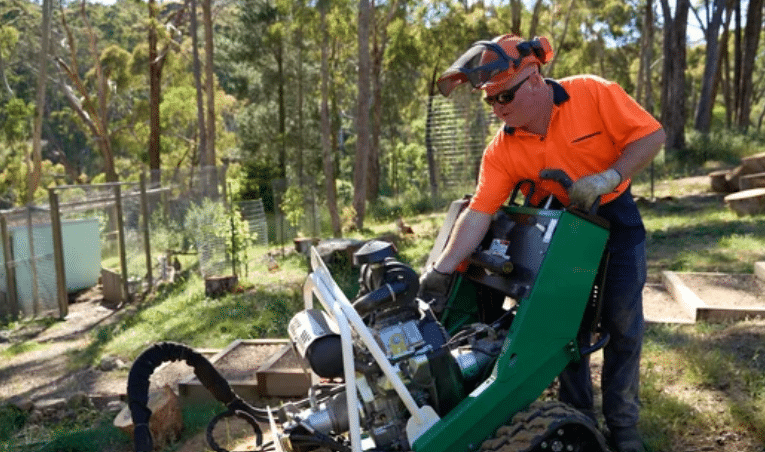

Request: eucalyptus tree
left=30, top=0, right=52, bottom=202
left=353, top=0, right=371, bottom=229
left=660, top=0, right=690, bottom=151
left=692, top=0, right=727, bottom=133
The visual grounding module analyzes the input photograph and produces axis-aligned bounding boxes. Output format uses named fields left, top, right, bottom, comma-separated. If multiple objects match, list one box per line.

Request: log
left=740, top=152, right=765, bottom=174
left=739, top=171, right=765, bottom=190
left=709, top=169, right=734, bottom=193
left=204, top=275, right=238, bottom=297
left=724, top=188, right=765, bottom=216
left=114, top=385, right=183, bottom=450
left=726, top=165, right=744, bottom=191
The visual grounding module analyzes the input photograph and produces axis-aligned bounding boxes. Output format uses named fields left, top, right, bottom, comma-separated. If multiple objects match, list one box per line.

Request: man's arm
left=569, top=128, right=666, bottom=208
left=612, top=128, right=666, bottom=180
left=432, top=208, right=493, bottom=274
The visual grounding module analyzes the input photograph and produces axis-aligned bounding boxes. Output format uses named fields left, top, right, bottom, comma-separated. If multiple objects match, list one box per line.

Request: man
left=420, top=35, right=665, bottom=452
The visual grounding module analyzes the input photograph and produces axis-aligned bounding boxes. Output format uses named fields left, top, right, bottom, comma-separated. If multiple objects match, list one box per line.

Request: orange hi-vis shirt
left=469, top=75, right=663, bottom=214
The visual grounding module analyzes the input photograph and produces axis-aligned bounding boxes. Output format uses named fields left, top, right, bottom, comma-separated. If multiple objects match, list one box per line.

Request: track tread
left=479, top=401, right=611, bottom=452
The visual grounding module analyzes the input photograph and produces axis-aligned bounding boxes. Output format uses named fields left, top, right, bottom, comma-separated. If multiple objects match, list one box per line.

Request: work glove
left=568, top=168, right=622, bottom=209
left=418, top=268, right=453, bottom=315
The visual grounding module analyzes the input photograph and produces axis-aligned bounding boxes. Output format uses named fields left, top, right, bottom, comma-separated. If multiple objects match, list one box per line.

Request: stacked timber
left=710, top=152, right=765, bottom=216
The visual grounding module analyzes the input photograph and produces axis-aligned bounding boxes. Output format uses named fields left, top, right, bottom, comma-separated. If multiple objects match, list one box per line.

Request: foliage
left=0, top=404, right=27, bottom=442
left=282, top=185, right=306, bottom=234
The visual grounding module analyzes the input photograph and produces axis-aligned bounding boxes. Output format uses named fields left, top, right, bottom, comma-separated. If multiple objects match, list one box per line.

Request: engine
left=283, top=241, right=506, bottom=452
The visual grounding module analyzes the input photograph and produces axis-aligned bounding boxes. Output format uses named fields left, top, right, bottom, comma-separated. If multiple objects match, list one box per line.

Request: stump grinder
left=127, top=174, right=615, bottom=452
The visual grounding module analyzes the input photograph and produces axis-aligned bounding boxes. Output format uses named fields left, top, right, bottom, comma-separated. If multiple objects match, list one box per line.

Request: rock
left=10, top=398, right=34, bottom=412
left=67, top=392, right=94, bottom=410
left=99, top=356, right=126, bottom=371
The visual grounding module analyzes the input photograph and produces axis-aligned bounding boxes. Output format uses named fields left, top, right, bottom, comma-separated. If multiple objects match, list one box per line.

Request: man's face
left=485, top=67, right=538, bottom=128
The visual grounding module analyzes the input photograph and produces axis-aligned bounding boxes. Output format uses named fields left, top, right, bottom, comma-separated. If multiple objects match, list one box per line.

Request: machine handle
left=539, top=168, right=601, bottom=215
left=580, top=332, right=610, bottom=356
left=468, top=251, right=514, bottom=275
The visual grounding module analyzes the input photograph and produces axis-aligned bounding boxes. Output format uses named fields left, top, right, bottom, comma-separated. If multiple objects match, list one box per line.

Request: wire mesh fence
left=146, top=166, right=230, bottom=280
left=0, top=206, right=61, bottom=318
left=237, top=199, right=269, bottom=247
left=428, top=90, right=502, bottom=195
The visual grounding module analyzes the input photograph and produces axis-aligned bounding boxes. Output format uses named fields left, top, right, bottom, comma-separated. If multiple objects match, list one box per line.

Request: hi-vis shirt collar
left=503, top=79, right=569, bottom=135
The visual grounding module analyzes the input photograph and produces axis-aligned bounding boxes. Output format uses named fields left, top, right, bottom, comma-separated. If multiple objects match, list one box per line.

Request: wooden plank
left=661, top=271, right=706, bottom=322
left=697, top=306, right=765, bottom=323
left=754, top=262, right=765, bottom=281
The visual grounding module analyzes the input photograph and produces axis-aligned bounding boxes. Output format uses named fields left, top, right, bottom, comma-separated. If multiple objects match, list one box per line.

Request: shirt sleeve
left=594, top=79, right=662, bottom=150
left=469, top=132, right=516, bottom=214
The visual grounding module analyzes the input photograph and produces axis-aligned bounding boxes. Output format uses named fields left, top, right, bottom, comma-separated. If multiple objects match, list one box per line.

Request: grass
left=640, top=322, right=765, bottom=451
left=4, top=164, right=765, bottom=451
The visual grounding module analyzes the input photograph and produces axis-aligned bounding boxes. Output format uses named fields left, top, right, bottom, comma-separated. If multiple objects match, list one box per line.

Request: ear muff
left=519, top=37, right=553, bottom=65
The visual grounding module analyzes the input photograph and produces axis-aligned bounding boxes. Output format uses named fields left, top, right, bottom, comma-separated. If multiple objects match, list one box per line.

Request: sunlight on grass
left=0, top=341, right=45, bottom=358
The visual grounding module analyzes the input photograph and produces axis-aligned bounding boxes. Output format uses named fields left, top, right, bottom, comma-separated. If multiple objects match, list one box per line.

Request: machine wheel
left=479, top=401, right=612, bottom=452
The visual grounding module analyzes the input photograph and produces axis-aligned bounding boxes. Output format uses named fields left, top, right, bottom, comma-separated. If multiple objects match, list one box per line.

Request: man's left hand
left=568, top=168, right=621, bottom=209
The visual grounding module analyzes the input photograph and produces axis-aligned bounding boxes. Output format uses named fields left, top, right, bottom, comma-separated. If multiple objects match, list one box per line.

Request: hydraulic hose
left=126, top=341, right=263, bottom=452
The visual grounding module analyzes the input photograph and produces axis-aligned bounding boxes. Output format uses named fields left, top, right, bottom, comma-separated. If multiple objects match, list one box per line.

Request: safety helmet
left=436, top=35, right=554, bottom=97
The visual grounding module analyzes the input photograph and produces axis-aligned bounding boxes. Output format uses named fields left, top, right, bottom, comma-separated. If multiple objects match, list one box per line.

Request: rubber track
left=479, top=401, right=611, bottom=452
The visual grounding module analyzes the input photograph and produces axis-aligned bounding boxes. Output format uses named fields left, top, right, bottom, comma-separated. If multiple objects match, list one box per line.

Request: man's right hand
left=418, top=268, right=453, bottom=314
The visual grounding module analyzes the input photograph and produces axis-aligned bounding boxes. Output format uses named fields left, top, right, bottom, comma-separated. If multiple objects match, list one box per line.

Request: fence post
left=25, top=207, right=41, bottom=316
left=140, top=174, right=152, bottom=289
left=114, top=184, right=130, bottom=302
left=1, top=214, right=18, bottom=320
left=48, top=189, right=68, bottom=318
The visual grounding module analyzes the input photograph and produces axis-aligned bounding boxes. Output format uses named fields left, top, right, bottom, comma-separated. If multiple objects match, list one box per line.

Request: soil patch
left=678, top=273, right=765, bottom=308
left=643, top=283, right=694, bottom=323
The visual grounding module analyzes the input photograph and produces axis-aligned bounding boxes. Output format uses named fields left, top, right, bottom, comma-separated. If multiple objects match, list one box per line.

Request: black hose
left=206, top=406, right=263, bottom=452
left=126, top=341, right=263, bottom=452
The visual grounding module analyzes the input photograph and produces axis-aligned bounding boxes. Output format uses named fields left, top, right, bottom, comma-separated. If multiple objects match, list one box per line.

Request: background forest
left=1, top=0, right=765, bottom=235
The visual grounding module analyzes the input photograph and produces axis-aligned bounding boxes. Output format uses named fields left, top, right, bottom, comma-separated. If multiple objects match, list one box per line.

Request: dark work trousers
left=558, top=238, right=647, bottom=429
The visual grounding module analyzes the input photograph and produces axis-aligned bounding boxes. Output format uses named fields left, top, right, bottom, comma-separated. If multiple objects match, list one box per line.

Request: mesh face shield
left=436, top=41, right=514, bottom=97
left=436, top=37, right=554, bottom=97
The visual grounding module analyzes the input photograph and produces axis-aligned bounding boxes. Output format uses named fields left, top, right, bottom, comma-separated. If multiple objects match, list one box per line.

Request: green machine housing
left=414, top=199, right=610, bottom=452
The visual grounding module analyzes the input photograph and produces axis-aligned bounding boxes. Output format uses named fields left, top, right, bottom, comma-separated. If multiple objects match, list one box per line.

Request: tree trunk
left=734, top=0, right=763, bottom=130
left=203, top=0, right=215, bottom=166
left=191, top=0, right=207, bottom=171
left=353, top=0, right=371, bottom=230
left=297, top=25, right=304, bottom=187
left=527, top=0, right=544, bottom=39
left=57, top=0, right=117, bottom=182
left=30, top=0, right=51, bottom=202
left=637, top=0, right=654, bottom=114
left=510, top=0, right=522, bottom=35
left=546, top=0, right=576, bottom=76
left=148, top=0, right=162, bottom=184
left=425, top=67, right=439, bottom=202
left=319, top=3, right=341, bottom=237
left=659, top=0, right=690, bottom=151
left=276, top=43, right=286, bottom=179
left=367, top=0, right=399, bottom=204
left=693, top=0, right=726, bottom=133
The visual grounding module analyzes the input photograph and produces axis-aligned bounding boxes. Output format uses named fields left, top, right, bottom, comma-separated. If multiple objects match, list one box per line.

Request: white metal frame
left=302, top=247, right=439, bottom=452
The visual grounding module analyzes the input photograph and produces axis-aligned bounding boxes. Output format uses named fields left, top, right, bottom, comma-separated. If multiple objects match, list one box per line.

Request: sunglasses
left=484, top=75, right=531, bottom=106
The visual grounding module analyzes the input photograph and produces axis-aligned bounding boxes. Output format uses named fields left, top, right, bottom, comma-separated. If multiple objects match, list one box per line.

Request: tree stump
left=709, top=169, right=734, bottom=193
left=114, top=385, right=183, bottom=450
left=724, top=188, right=765, bottom=216
left=204, top=275, right=238, bottom=297
left=739, top=172, right=765, bottom=190
left=740, top=152, right=765, bottom=174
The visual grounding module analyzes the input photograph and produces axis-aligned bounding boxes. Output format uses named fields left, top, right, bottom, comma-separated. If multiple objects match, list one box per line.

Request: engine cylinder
left=288, top=309, right=343, bottom=379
